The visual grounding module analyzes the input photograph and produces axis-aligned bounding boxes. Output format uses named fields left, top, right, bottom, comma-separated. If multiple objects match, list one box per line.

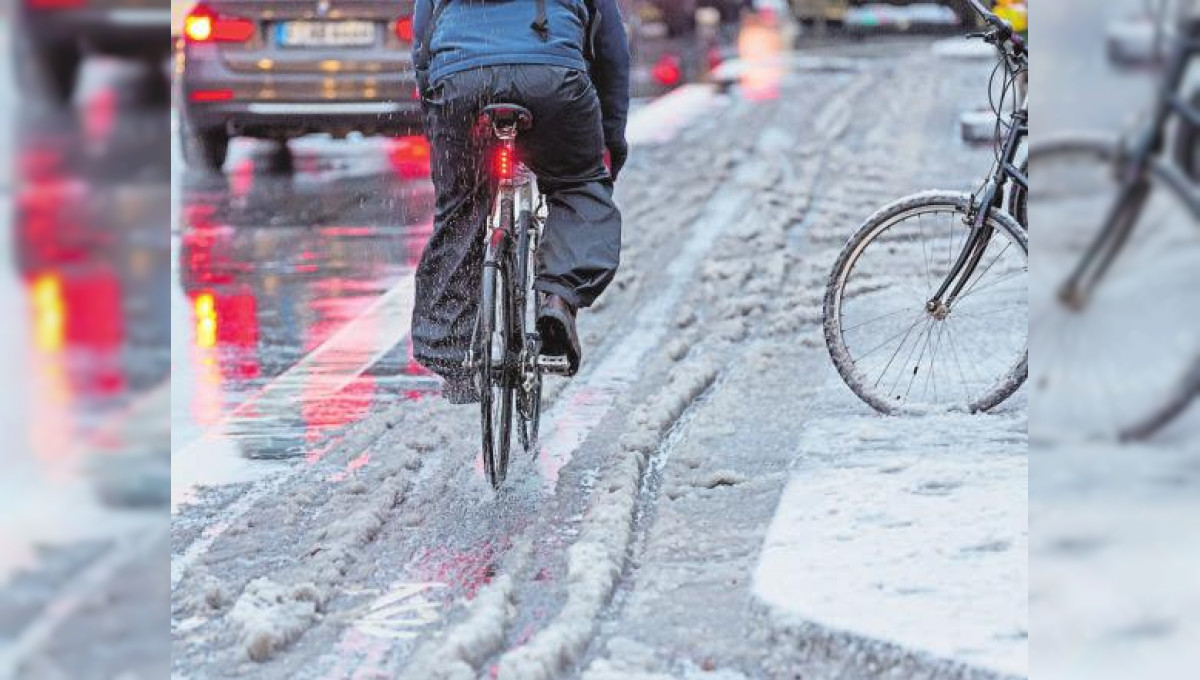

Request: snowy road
left=170, top=34, right=1027, bottom=680
left=0, top=52, right=172, bottom=679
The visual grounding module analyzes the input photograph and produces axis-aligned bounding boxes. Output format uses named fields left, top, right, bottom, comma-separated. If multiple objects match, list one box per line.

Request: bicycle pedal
left=537, top=355, right=571, bottom=375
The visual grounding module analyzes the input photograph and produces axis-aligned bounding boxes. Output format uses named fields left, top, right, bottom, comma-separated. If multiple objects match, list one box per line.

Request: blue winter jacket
left=413, top=0, right=631, bottom=148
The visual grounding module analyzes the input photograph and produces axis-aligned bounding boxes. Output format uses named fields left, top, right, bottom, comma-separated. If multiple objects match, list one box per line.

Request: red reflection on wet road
left=388, top=136, right=432, bottom=180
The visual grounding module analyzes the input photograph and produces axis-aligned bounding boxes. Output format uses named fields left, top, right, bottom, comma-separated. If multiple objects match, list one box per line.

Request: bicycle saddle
left=480, top=104, right=534, bottom=131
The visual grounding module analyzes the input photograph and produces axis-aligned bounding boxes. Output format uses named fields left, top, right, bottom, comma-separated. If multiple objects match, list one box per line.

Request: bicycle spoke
left=856, top=310, right=927, bottom=366
left=904, top=320, right=937, bottom=401
left=945, top=317, right=974, bottom=405
left=889, top=318, right=933, bottom=400
left=842, top=307, right=917, bottom=334
left=956, top=267, right=1024, bottom=308
left=957, top=239, right=1013, bottom=302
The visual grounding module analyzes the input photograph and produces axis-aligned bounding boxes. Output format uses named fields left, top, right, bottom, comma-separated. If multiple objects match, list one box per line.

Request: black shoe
left=442, top=374, right=480, bottom=405
left=537, top=295, right=581, bottom=376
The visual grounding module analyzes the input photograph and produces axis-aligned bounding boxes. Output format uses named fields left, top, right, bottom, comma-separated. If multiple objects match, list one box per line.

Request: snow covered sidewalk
left=755, top=416, right=1027, bottom=677
left=1032, top=442, right=1200, bottom=679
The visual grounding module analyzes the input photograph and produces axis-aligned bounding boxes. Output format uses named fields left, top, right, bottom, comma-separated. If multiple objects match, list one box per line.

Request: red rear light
left=185, top=4, right=256, bottom=43
left=26, top=0, right=86, bottom=9
left=394, top=17, right=415, bottom=42
left=652, top=55, right=683, bottom=87
left=494, top=145, right=515, bottom=180
left=190, top=89, right=235, bottom=102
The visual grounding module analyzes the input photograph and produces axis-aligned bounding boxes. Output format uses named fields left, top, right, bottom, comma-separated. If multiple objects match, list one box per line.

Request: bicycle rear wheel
left=513, top=198, right=542, bottom=455
left=1008, top=158, right=1027, bottom=229
left=479, top=235, right=516, bottom=490
left=824, top=191, right=1028, bottom=414
left=1029, top=136, right=1200, bottom=441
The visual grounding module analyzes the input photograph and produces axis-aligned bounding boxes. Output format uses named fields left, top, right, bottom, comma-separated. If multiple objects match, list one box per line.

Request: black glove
left=607, top=138, right=628, bottom=182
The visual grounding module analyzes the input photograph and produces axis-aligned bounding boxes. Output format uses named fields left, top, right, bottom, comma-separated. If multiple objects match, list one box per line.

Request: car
left=13, top=0, right=172, bottom=106
left=178, top=0, right=422, bottom=173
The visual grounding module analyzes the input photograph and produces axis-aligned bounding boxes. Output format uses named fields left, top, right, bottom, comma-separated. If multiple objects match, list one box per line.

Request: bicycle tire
left=824, top=191, right=1029, bottom=414
left=1029, top=135, right=1200, bottom=441
left=1121, top=359, right=1200, bottom=441
left=1008, top=158, right=1027, bottom=229
left=513, top=199, right=542, bottom=455
left=1175, top=88, right=1200, bottom=182
left=479, top=219, right=516, bottom=490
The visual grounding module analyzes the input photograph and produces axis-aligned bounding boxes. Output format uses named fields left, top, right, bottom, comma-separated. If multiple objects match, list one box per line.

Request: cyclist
left=412, top=0, right=631, bottom=404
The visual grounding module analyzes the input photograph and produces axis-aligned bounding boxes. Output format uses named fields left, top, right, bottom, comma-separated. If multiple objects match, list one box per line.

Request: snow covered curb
left=753, top=414, right=1028, bottom=677
left=495, top=358, right=721, bottom=679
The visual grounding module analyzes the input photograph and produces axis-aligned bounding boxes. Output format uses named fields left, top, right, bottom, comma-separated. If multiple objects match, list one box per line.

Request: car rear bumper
left=183, top=45, right=423, bottom=138
left=186, top=99, right=424, bottom=137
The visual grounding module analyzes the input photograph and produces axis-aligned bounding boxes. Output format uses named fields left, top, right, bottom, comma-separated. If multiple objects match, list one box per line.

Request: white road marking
left=352, top=582, right=446, bottom=641
left=0, top=524, right=166, bottom=678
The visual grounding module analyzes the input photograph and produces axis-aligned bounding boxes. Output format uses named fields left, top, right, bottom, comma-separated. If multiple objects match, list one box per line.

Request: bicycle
left=823, top=0, right=1028, bottom=415
left=468, top=104, right=571, bottom=490
left=1029, top=4, right=1200, bottom=442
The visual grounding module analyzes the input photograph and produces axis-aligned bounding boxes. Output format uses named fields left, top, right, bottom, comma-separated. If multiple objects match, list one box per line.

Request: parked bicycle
left=823, top=0, right=1028, bottom=415
left=468, top=104, right=570, bottom=489
left=1030, top=2, right=1200, bottom=441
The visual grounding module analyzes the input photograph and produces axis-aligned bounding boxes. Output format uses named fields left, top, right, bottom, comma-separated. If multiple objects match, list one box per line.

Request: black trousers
left=413, top=65, right=622, bottom=379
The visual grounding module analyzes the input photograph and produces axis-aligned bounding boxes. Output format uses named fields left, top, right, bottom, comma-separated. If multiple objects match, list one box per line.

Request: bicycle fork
left=1058, top=177, right=1153, bottom=311
left=928, top=183, right=1003, bottom=316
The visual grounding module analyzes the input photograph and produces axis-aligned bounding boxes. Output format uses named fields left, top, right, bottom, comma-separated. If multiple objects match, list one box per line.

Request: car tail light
left=394, top=17, right=415, bottom=42
left=184, top=4, right=256, bottom=43
left=494, top=145, right=515, bottom=180
left=652, top=55, right=682, bottom=88
left=26, top=0, right=86, bottom=9
left=190, top=89, right=235, bottom=102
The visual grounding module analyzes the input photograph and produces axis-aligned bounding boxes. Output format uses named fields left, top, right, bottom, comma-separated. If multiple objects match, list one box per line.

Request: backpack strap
left=532, top=0, right=550, bottom=40
left=582, top=0, right=601, bottom=62
left=417, top=0, right=453, bottom=88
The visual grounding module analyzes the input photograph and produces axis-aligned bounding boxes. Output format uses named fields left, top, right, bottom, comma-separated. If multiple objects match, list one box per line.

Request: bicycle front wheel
left=479, top=241, right=515, bottom=490
left=824, top=191, right=1028, bottom=414
left=1029, top=136, right=1200, bottom=441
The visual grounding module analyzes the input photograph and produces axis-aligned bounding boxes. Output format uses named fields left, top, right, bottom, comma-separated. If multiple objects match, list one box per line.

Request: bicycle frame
left=1060, top=22, right=1200, bottom=308
left=928, top=53, right=1028, bottom=312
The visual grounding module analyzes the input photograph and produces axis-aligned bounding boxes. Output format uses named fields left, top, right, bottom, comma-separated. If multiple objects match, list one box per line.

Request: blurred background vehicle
left=177, top=0, right=422, bottom=173
left=13, top=0, right=171, bottom=107
left=788, top=0, right=977, bottom=35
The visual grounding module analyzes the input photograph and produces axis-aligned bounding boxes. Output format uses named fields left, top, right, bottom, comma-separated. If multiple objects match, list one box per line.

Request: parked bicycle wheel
left=824, top=191, right=1028, bottom=414
left=1176, top=88, right=1200, bottom=181
left=1029, top=136, right=1200, bottom=441
left=479, top=230, right=516, bottom=490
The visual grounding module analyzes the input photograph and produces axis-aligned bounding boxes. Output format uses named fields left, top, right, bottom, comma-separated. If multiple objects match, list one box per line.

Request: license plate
left=276, top=21, right=375, bottom=47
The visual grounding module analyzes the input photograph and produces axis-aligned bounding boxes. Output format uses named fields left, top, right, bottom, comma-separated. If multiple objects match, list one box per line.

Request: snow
left=229, top=578, right=326, bottom=662
left=497, top=359, right=721, bottom=679
left=1031, top=444, right=1200, bottom=679
left=754, top=415, right=1028, bottom=676
left=399, top=575, right=515, bottom=680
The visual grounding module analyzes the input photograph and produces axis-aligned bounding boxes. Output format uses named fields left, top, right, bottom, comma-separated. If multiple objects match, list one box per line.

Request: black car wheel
left=14, top=33, right=81, bottom=107
left=181, top=122, right=231, bottom=173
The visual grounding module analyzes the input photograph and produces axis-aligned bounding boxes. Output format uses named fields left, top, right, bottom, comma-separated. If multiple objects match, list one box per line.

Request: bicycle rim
left=1029, top=139, right=1200, bottom=441
left=825, top=192, right=1028, bottom=414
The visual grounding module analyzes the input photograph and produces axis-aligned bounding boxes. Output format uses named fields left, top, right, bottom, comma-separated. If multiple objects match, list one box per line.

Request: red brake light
left=652, top=55, right=683, bottom=87
left=185, top=4, right=256, bottom=43
left=190, top=89, right=235, bottom=103
left=394, top=17, right=415, bottom=42
left=26, top=0, right=87, bottom=9
left=494, top=146, right=515, bottom=180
